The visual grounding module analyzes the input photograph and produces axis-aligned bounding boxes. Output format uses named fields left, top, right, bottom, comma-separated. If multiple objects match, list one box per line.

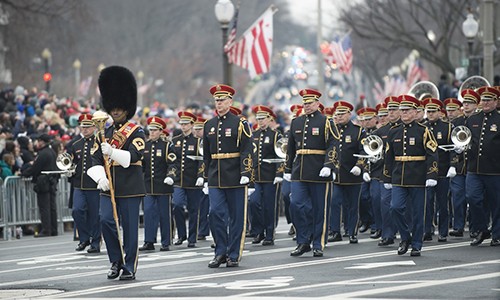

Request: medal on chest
left=409, top=137, right=415, bottom=145
left=156, top=149, right=162, bottom=157
left=312, top=128, right=319, bottom=135
left=491, top=124, right=497, bottom=132
left=225, top=128, right=232, bottom=137
left=264, top=136, right=270, bottom=143
left=437, top=132, right=442, bottom=139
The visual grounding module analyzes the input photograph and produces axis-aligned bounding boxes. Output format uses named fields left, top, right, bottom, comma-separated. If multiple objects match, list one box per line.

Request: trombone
left=438, top=126, right=471, bottom=152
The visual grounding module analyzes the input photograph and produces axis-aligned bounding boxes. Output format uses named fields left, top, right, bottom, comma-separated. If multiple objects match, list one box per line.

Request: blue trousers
left=72, top=189, right=101, bottom=248
left=209, top=187, right=247, bottom=261
left=281, top=180, right=292, bottom=224
left=425, top=177, right=450, bottom=237
left=466, top=174, right=500, bottom=239
left=100, top=195, right=141, bottom=274
left=450, top=175, right=466, bottom=231
left=173, top=188, right=202, bottom=244
left=380, top=183, right=395, bottom=239
left=369, top=180, right=382, bottom=231
left=359, top=182, right=373, bottom=228
left=291, top=181, right=329, bottom=250
left=143, top=194, right=172, bottom=247
left=198, top=193, right=210, bottom=237
left=331, top=184, right=361, bottom=236
left=249, top=182, right=278, bottom=241
left=390, top=186, right=425, bottom=250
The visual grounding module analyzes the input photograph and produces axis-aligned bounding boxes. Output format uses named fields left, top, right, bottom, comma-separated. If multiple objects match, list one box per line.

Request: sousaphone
left=457, top=76, right=491, bottom=102
left=408, top=81, right=440, bottom=100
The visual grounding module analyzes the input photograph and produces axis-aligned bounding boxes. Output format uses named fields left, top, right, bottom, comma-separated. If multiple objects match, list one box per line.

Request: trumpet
left=263, top=137, right=287, bottom=164
left=438, top=126, right=471, bottom=152
left=353, top=135, right=383, bottom=160
left=42, top=153, right=76, bottom=175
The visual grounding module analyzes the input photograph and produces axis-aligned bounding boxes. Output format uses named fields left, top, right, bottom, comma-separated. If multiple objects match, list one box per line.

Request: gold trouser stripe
left=238, top=186, right=248, bottom=262
left=211, top=152, right=241, bottom=159
left=320, top=182, right=329, bottom=250
left=112, top=161, right=142, bottom=167
left=296, top=149, right=326, bottom=155
left=394, top=156, right=425, bottom=162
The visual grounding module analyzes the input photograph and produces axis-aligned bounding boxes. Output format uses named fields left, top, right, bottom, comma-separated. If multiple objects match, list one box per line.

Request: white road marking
left=345, top=260, right=416, bottom=269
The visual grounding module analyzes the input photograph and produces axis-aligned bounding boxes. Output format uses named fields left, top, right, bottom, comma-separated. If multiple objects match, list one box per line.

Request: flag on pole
left=226, top=6, right=275, bottom=78
left=406, top=59, right=429, bottom=88
left=224, top=5, right=239, bottom=53
left=79, top=76, right=92, bottom=97
left=330, top=32, right=353, bottom=74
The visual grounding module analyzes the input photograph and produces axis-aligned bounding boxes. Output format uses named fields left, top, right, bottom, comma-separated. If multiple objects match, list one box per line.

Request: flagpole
left=317, top=0, right=325, bottom=94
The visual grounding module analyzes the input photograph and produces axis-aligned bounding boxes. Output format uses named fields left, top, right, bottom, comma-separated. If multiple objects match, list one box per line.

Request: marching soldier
left=383, top=95, right=438, bottom=257
left=329, top=101, right=366, bottom=244
left=376, top=103, right=389, bottom=128
left=193, top=116, right=210, bottom=240
left=87, top=66, right=146, bottom=280
left=465, top=86, right=500, bottom=246
left=169, top=111, right=204, bottom=248
left=248, top=105, right=283, bottom=246
left=139, top=116, right=175, bottom=252
left=68, top=113, right=101, bottom=253
left=203, top=84, right=253, bottom=268
left=285, top=88, right=337, bottom=257
left=421, top=98, right=453, bottom=242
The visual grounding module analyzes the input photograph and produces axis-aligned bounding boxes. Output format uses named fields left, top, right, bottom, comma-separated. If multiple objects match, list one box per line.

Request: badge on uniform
left=176, top=140, right=181, bottom=147
left=437, top=132, right=442, bottom=139
left=409, top=137, right=415, bottom=145
left=312, top=128, right=319, bottom=135
left=225, top=128, right=232, bottom=137
left=295, top=130, right=302, bottom=134
left=264, top=136, right=270, bottom=143
left=345, top=135, right=351, bottom=143
left=188, top=145, right=194, bottom=151
left=209, top=127, right=215, bottom=135
left=156, top=149, right=162, bottom=156
left=491, top=124, right=497, bottom=132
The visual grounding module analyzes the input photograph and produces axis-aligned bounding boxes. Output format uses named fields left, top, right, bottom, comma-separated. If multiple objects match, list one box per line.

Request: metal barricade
left=1, top=176, right=73, bottom=240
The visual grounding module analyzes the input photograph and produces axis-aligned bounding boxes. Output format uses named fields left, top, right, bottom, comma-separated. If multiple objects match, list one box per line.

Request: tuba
left=438, top=125, right=471, bottom=151
left=408, top=81, right=440, bottom=100
left=354, top=135, right=383, bottom=160
left=457, top=76, right=491, bottom=102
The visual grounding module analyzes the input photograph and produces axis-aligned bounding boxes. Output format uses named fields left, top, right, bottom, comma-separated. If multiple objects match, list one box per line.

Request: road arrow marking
left=345, top=261, right=416, bottom=269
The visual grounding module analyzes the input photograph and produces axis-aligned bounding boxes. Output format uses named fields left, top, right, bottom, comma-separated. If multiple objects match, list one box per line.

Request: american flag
left=79, top=76, right=92, bottom=97
left=330, top=33, right=353, bottom=74
left=223, top=6, right=239, bottom=53
left=406, top=59, right=429, bottom=88
left=226, top=6, right=274, bottom=78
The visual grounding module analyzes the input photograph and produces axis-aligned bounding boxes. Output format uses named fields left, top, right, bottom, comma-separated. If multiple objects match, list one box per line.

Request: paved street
left=0, top=218, right=499, bottom=299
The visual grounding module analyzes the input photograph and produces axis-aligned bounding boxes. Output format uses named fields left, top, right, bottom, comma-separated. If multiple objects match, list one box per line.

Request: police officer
left=68, top=114, right=101, bottom=253
left=383, top=95, right=438, bottom=257
left=422, top=98, right=453, bottom=242
left=169, top=111, right=204, bottom=248
left=87, top=66, right=146, bottom=280
left=203, top=84, right=253, bottom=268
left=193, top=117, right=210, bottom=240
left=248, top=105, right=283, bottom=246
left=285, top=88, right=337, bottom=257
left=465, top=86, right=500, bottom=246
left=329, top=101, right=366, bottom=244
left=139, top=116, right=175, bottom=252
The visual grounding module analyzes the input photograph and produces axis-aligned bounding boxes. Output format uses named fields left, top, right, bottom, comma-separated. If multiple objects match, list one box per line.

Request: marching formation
left=62, top=66, right=499, bottom=281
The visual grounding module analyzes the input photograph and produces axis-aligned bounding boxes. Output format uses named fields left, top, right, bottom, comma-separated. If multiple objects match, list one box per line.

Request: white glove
left=363, top=172, right=371, bottom=182
left=195, top=177, right=204, bottom=187
left=202, top=186, right=209, bottom=195
left=368, top=156, right=379, bottom=163
left=97, top=178, right=110, bottom=191
left=164, top=177, right=174, bottom=185
left=87, top=165, right=106, bottom=185
left=283, top=173, right=291, bottom=181
left=332, top=172, right=336, bottom=181
left=101, top=142, right=113, bottom=156
left=66, top=168, right=76, bottom=177
left=248, top=188, right=255, bottom=196
left=273, top=177, right=283, bottom=184
left=319, top=167, right=332, bottom=177
left=384, top=183, right=392, bottom=190
left=426, top=179, right=437, bottom=187
left=240, top=176, right=250, bottom=185
left=454, top=146, right=465, bottom=154
left=350, top=166, right=362, bottom=176
left=446, top=167, right=457, bottom=178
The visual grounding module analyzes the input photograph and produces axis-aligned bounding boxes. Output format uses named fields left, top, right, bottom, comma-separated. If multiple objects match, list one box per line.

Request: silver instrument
left=457, top=76, right=491, bottom=102
left=408, top=81, right=440, bottom=100
left=42, top=153, right=76, bottom=175
left=438, top=126, right=472, bottom=151
left=353, top=135, right=383, bottom=160
left=263, top=137, right=287, bottom=163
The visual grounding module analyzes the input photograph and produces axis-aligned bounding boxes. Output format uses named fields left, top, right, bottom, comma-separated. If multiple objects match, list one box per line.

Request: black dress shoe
left=210, top=243, right=216, bottom=248
left=197, top=235, right=206, bottom=240
left=397, top=240, right=410, bottom=255
left=470, top=231, right=491, bottom=246
left=119, top=269, right=135, bottom=280
left=410, top=248, right=421, bottom=257
left=328, top=232, right=342, bottom=242
left=288, top=225, right=295, bottom=236
left=187, top=242, right=196, bottom=248
left=107, top=262, right=122, bottom=279
left=290, top=244, right=311, bottom=257
left=75, top=241, right=90, bottom=251
left=490, top=238, right=500, bottom=246
left=378, top=238, right=394, bottom=246
left=313, top=249, right=323, bottom=257
left=262, top=240, right=274, bottom=246
left=449, top=229, right=464, bottom=237
left=208, top=255, right=227, bottom=268
left=358, top=223, right=369, bottom=233
left=87, top=246, right=100, bottom=253
left=252, top=234, right=265, bottom=244
left=139, top=242, right=155, bottom=251
left=370, top=229, right=382, bottom=239
left=470, top=231, right=479, bottom=238
left=174, top=237, right=187, bottom=245
left=423, top=233, right=433, bottom=241
left=343, top=232, right=349, bottom=237
left=349, top=236, right=358, bottom=244
left=160, top=245, right=170, bottom=251
left=437, top=235, right=447, bottom=242
left=226, top=259, right=239, bottom=267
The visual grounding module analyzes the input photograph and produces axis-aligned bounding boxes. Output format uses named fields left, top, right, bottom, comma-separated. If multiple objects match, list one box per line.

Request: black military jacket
left=171, top=132, right=203, bottom=188
left=203, top=112, right=253, bottom=188
left=424, top=119, right=452, bottom=178
left=68, top=135, right=98, bottom=190
left=465, top=110, right=500, bottom=175
left=333, top=121, right=366, bottom=185
left=253, top=127, right=283, bottom=183
left=285, top=111, right=337, bottom=182
left=383, top=120, right=438, bottom=187
left=22, top=144, right=57, bottom=181
left=372, top=120, right=400, bottom=182
left=92, top=122, right=146, bottom=198
left=450, top=115, right=467, bottom=175
left=143, top=138, right=175, bottom=195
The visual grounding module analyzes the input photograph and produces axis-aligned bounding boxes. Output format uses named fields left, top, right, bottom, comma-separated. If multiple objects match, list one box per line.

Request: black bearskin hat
left=98, top=66, right=137, bottom=120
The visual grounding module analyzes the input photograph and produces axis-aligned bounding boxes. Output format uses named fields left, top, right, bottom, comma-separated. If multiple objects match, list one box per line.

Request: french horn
left=263, top=137, right=287, bottom=163
left=43, top=152, right=76, bottom=175
left=457, top=76, right=491, bottom=103
left=408, top=81, right=440, bottom=100
left=353, top=135, right=383, bottom=160
left=438, top=125, right=471, bottom=152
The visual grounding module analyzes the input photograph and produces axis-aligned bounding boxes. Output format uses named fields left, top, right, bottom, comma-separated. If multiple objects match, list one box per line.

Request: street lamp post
left=214, top=0, right=234, bottom=85
left=462, top=11, right=479, bottom=77
left=41, top=48, right=52, bottom=92
left=73, top=59, right=81, bottom=99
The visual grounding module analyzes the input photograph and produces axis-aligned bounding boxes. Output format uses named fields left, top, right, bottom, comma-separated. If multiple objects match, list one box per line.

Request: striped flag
left=226, top=6, right=274, bottom=78
left=330, top=33, right=353, bottom=74
left=79, top=76, right=92, bottom=97
left=224, top=6, right=239, bottom=53
left=406, top=59, right=429, bottom=88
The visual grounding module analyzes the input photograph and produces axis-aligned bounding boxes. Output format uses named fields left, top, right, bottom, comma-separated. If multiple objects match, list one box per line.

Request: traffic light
left=43, top=72, right=52, bottom=82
